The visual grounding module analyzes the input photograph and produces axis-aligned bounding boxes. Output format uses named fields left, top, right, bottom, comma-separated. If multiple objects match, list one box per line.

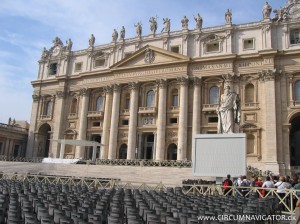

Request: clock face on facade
left=289, top=3, right=300, bottom=19
left=52, top=46, right=60, bottom=56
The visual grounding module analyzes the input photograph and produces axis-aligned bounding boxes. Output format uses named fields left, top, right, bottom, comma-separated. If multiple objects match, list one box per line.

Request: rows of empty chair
left=0, top=179, right=281, bottom=223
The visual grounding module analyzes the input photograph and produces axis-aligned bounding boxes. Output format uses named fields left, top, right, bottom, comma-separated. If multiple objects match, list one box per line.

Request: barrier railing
left=0, top=156, right=192, bottom=167
left=95, top=159, right=192, bottom=167
left=182, top=184, right=300, bottom=215
left=0, top=156, right=43, bottom=163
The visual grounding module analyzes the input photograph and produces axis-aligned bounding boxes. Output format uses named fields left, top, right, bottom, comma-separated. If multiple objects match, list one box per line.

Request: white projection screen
left=193, top=134, right=246, bottom=177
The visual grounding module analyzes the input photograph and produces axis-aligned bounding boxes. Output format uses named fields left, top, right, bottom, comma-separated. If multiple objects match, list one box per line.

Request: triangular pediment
left=110, top=45, right=190, bottom=70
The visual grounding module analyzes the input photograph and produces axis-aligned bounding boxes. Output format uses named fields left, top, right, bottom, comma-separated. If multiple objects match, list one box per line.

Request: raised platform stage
left=0, top=161, right=200, bottom=186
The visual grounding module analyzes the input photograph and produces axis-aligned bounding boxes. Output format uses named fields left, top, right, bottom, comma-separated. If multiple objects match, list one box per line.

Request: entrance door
left=37, top=123, right=51, bottom=157
left=143, top=134, right=154, bottom=160
left=290, top=116, right=300, bottom=166
left=88, top=135, right=101, bottom=160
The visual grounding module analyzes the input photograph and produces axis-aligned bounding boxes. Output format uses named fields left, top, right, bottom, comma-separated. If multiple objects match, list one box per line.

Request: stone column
left=101, top=86, right=113, bottom=159
left=127, top=82, right=139, bottom=159
left=5, top=139, right=10, bottom=156
left=155, top=79, right=167, bottom=161
left=26, top=94, right=41, bottom=158
left=153, top=132, right=157, bottom=160
left=137, top=132, right=143, bottom=159
left=191, top=77, right=202, bottom=161
left=259, top=70, right=279, bottom=173
left=192, top=77, right=202, bottom=136
left=51, top=91, right=66, bottom=158
left=76, top=88, right=90, bottom=159
left=108, top=84, right=121, bottom=159
left=177, top=77, right=189, bottom=160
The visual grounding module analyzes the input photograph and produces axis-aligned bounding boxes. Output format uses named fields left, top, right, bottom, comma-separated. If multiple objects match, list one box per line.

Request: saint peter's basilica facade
left=27, top=1, right=300, bottom=175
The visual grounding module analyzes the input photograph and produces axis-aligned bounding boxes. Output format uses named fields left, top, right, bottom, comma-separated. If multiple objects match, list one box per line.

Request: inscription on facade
left=82, top=76, right=114, bottom=84
left=115, top=66, right=186, bottom=78
left=191, top=63, right=232, bottom=71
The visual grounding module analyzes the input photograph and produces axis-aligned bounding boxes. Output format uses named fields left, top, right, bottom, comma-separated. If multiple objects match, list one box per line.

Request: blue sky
left=0, top=0, right=285, bottom=124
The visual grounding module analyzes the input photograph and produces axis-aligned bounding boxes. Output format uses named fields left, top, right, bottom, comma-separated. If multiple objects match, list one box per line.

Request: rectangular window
left=206, top=43, right=220, bottom=52
left=170, top=46, right=180, bottom=53
left=93, top=122, right=100, bottom=127
left=75, top=62, right=82, bottom=72
left=170, top=118, right=178, bottom=124
left=95, top=58, right=105, bottom=67
left=49, top=63, right=57, bottom=75
left=290, top=29, right=300, bottom=45
left=208, top=117, right=218, bottom=123
left=122, top=120, right=129, bottom=125
left=243, top=38, right=255, bottom=50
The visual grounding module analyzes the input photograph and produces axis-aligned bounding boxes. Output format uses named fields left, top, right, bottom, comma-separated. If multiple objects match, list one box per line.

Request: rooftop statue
left=66, top=38, right=73, bottom=51
left=216, top=85, right=240, bottom=134
left=194, top=13, right=203, bottom=30
left=52, top=37, right=63, bottom=46
left=161, top=18, right=170, bottom=33
left=225, top=9, right=232, bottom=24
left=149, top=16, right=158, bottom=34
left=120, top=26, right=125, bottom=40
left=89, top=34, right=95, bottom=47
left=262, top=2, right=272, bottom=19
left=135, top=22, right=142, bottom=38
left=112, top=29, right=118, bottom=42
left=181, top=16, right=189, bottom=29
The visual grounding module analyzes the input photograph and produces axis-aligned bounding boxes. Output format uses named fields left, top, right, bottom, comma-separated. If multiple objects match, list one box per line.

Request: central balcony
left=138, top=107, right=157, bottom=116
left=87, top=111, right=104, bottom=118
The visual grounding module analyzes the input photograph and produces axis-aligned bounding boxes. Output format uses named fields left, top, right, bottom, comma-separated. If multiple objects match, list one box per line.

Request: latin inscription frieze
left=190, top=63, right=232, bottom=71
left=114, top=66, right=186, bottom=78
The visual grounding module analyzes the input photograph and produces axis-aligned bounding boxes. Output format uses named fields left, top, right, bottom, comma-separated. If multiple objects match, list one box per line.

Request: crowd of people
left=222, top=174, right=300, bottom=209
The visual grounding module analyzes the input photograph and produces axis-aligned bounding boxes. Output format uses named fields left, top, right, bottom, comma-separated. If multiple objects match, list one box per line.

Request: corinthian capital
left=191, top=77, right=202, bottom=86
left=177, top=76, right=189, bottom=86
left=32, top=94, right=40, bottom=102
left=156, top=79, right=167, bottom=89
left=128, top=82, right=139, bottom=91
left=103, top=86, right=113, bottom=94
left=112, top=84, right=121, bottom=92
left=56, top=90, right=65, bottom=99
left=80, top=88, right=90, bottom=96
left=258, top=69, right=278, bottom=82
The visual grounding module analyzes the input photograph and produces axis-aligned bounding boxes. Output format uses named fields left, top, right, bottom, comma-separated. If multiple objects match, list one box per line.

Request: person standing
left=223, top=174, right=233, bottom=196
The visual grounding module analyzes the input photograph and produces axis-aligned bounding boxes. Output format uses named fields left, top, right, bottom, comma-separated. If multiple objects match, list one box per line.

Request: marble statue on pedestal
left=216, top=85, right=240, bottom=134
left=262, top=2, right=272, bottom=19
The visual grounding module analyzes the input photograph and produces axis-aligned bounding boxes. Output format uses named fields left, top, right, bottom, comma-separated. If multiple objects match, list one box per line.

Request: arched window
left=96, top=96, right=103, bottom=111
left=167, top=144, right=177, bottom=160
left=245, top=83, right=254, bottom=103
left=70, top=98, right=77, bottom=114
left=247, top=134, right=255, bottom=154
left=209, top=86, right=219, bottom=104
left=171, top=89, right=178, bottom=106
left=295, top=80, right=300, bottom=101
left=119, top=144, right=127, bottom=159
left=125, top=93, right=130, bottom=109
left=45, top=101, right=52, bottom=116
left=146, top=90, right=155, bottom=107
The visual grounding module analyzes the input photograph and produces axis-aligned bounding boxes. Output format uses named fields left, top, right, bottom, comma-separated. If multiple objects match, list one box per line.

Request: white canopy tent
left=51, top=139, right=104, bottom=162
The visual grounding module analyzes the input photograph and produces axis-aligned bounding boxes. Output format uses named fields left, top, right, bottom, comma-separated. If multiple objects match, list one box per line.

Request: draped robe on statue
left=217, top=91, right=240, bottom=134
